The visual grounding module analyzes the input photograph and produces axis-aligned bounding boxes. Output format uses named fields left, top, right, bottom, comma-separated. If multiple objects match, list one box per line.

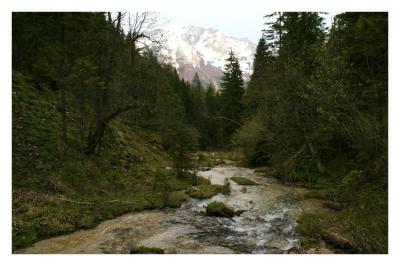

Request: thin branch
left=208, top=116, right=243, bottom=127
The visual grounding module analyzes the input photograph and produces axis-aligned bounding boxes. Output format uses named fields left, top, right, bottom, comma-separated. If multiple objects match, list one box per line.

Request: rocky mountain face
left=159, top=25, right=256, bottom=88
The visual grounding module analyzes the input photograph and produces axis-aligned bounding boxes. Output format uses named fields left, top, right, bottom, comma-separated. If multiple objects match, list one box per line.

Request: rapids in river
left=16, top=165, right=326, bottom=254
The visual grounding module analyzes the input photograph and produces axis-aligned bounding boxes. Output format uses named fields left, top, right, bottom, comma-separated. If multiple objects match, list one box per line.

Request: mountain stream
left=16, top=165, right=326, bottom=254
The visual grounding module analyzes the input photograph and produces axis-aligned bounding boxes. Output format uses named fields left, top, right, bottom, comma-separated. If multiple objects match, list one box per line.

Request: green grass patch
left=304, top=190, right=328, bottom=199
left=192, top=175, right=211, bottom=186
left=187, top=178, right=231, bottom=199
left=231, top=176, right=258, bottom=185
left=297, top=212, right=323, bottom=249
left=332, top=186, right=387, bottom=253
left=298, top=183, right=387, bottom=253
left=12, top=72, right=196, bottom=251
left=187, top=184, right=223, bottom=199
left=253, top=166, right=277, bottom=177
left=194, top=151, right=244, bottom=167
left=163, top=191, right=189, bottom=208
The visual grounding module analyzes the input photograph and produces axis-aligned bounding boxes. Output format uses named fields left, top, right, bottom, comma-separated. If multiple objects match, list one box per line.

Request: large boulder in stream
left=205, top=201, right=238, bottom=217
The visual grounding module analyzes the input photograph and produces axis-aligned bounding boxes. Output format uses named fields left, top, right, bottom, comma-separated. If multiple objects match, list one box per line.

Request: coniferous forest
left=12, top=12, right=387, bottom=254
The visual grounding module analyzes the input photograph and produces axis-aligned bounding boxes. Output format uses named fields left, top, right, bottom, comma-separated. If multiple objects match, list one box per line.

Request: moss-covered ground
left=205, top=201, right=236, bottom=217
left=12, top=72, right=195, bottom=251
left=130, top=246, right=165, bottom=254
left=297, top=184, right=387, bottom=253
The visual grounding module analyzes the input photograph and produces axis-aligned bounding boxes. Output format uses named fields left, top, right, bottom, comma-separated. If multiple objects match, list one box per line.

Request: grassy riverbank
left=12, top=73, right=198, bottom=251
left=12, top=72, right=244, bottom=251
left=253, top=165, right=387, bottom=253
left=297, top=184, right=387, bottom=253
left=11, top=73, right=386, bottom=253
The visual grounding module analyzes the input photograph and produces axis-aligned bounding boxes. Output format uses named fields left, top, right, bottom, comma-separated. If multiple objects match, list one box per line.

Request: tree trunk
left=85, top=121, right=107, bottom=154
left=85, top=105, right=134, bottom=154
left=61, top=85, right=67, bottom=146
left=307, top=141, right=326, bottom=174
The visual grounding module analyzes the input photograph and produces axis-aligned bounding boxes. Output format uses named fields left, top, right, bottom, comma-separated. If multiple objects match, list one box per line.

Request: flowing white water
left=16, top=165, right=325, bottom=254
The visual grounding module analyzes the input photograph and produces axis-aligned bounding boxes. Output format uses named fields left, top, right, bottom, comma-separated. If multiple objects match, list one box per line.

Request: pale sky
left=161, top=12, right=334, bottom=44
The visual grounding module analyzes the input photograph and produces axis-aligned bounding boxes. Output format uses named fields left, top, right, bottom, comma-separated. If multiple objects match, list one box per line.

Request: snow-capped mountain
left=159, top=25, right=256, bottom=88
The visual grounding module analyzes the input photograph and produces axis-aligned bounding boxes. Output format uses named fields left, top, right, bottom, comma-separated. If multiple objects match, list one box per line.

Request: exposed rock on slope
left=157, top=25, right=256, bottom=87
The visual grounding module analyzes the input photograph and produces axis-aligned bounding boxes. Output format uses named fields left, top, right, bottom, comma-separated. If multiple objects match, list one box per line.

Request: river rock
left=205, top=201, right=235, bottom=217
left=306, top=247, right=335, bottom=254
left=287, top=247, right=334, bottom=254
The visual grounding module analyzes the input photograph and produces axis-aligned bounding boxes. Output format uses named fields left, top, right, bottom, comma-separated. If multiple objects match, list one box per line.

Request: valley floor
left=15, top=160, right=330, bottom=254
left=14, top=152, right=356, bottom=254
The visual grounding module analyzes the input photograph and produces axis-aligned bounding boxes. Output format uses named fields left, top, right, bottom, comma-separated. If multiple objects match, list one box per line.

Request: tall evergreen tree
left=204, top=83, right=221, bottom=148
left=263, top=12, right=284, bottom=54
left=276, top=12, right=327, bottom=175
left=219, top=51, right=245, bottom=143
left=243, top=36, right=275, bottom=114
left=189, top=72, right=208, bottom=148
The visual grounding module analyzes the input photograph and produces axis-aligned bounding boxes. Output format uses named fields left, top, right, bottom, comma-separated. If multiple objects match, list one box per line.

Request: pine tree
left=243, top=36, right=274, bottom=114
left=189, top=72, right=208, bottom=148
left=204, top=83, right=220, bottom=148
left=263, top=12, right=284, bottom=54
left=251, top=37, right=269, bottom=80
left=219, top=51, right=245, bottom=143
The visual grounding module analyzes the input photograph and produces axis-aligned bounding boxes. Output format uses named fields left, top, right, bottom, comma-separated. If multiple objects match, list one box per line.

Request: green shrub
left=231, top=114, right=270, bottom=166
left=221, top=178, right=231, bottom=195
left=341, top=170, right=363, bottom=188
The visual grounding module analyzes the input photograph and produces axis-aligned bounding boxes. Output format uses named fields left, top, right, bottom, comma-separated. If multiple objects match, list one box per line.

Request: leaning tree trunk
left=307, top=141, right=326, bottom=174
left=85, top=121, right=107, bottom=154
left=85, top=105, right=133, bottom=154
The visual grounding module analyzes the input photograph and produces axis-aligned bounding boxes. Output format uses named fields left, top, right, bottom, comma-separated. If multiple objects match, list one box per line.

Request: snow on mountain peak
left=159, top=25, right=256, bottom=87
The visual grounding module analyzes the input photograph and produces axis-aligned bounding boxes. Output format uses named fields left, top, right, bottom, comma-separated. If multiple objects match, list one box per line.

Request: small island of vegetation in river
left=12, top=12, right=387, bottom=254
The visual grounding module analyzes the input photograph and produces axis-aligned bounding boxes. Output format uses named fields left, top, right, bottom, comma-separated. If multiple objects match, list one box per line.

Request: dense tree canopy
left=12, top=12, right=388, bottom=254
left=235, top=12, right=387, bottom=253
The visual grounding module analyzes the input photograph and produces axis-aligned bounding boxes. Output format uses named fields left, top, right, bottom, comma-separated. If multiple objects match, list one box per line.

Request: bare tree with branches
left=126, top=12, right=167, bottom=64
left=85, top=12, right=166, bottom=154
